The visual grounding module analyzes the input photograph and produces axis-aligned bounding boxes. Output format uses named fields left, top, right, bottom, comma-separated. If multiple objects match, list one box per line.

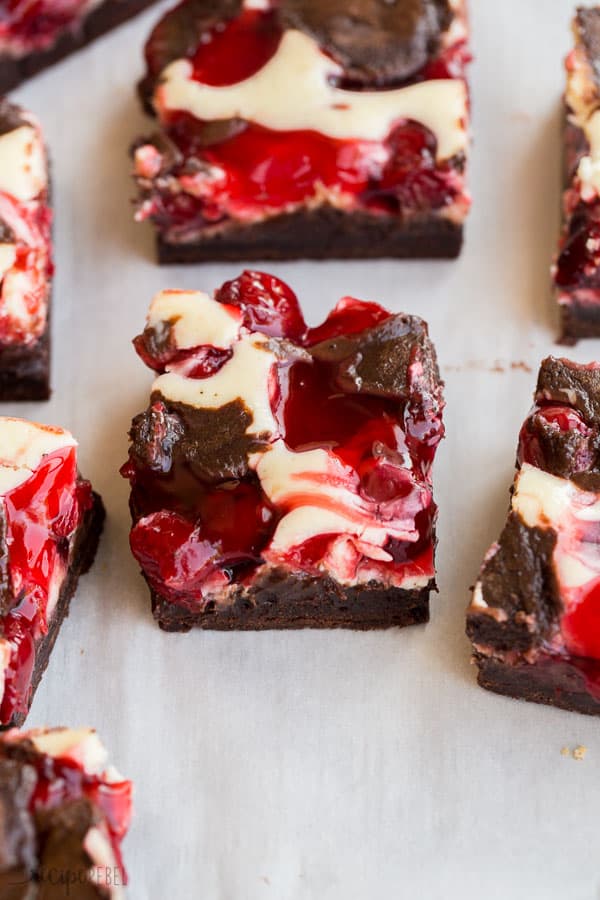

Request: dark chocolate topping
left=468, top=513, right=561, bottom=653
left=536, top=357, right=600, bottom=424
left=280, top=0, right=452, bottom=85
left=0, top=761, right=36, bottom=875
left=577, top=7, right=600, bottom=90
left=0, top=100, right=26, bottom=139
left=129, top=401, right=185, bottom=474
left=310, top=314, right=440, bottom=399
left=521, top=407, right=600, bottom=483
left=36, top=799, right=105, bottom=900
left=132, top=397, right=269, bottom=483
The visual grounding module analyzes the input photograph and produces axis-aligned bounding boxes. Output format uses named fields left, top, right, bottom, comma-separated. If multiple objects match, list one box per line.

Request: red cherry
left=216, top=270, right=306, bottom=340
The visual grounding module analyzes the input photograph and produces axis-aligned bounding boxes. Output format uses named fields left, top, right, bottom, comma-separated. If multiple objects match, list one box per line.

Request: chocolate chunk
left=0, top=100, right=26, bottom=138
left=577, top=7, right=600, bottom=89
left=132, top=397, right=269, bottom=484
left=468, top=513, right=561, bottom=653
left=0, top=760, right=36, bottom=875
left=166, top=398, right=270, bottom=482
left=36, top=799, right=104, bottom=900
left=280, top=0, right=452, bottom=85
left=310, top=314, right=439, bottom=399
left=129, top=401, right=185, bottom=474
left=521, top=406, right=600, bottom=481
left=536, top=357, right=600, bottom=424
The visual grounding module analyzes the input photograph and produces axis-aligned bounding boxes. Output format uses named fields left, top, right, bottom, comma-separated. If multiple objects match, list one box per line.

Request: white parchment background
left=8, top=1, right=600, bottom=897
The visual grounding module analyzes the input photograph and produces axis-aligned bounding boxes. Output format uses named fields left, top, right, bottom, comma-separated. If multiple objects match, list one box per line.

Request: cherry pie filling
left=123, top=273, right=443, bottom=610
left=0, top=191, right=53, bottom=346
left=0, top=0, right=94, bottom=53
left=135, top=6, right=470, bottom=234
left=516, top=399, right=600, bottom=695
left=2, top=735, right=132, bottom=879
left=0, top=447, right=93, bottom=724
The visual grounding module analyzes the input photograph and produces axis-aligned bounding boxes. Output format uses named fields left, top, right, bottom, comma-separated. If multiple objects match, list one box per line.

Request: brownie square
left=122, top=271, right=445, bottom=632
left=0, top=99, right=53, bottom=402
left=0, top=728, right=132, bottom=898
left=467, top=357, right=600, bottom=716
left=554, top=8, right=600, bottom=342
left=0, top=0, right=160, bottom=93
left=132, top=0, right=471, bottom=262
left=0, top=418, right=104, bottom=729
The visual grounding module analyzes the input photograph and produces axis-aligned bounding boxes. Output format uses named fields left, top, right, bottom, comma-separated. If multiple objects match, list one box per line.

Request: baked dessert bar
left=468, top=357, right=600, bottom=716
left=554, top=7, right=600, bottom=342
left=0, top=0, right=160, bottom=92
left=0, top=99, right=52, bottom=401
left=122, top=271, right=445, bottom=631
left=133, top=0, right=471, bottom=262
left=0, top=727, right=132, bottom=898
left=0, top=418, right=104, bottom=729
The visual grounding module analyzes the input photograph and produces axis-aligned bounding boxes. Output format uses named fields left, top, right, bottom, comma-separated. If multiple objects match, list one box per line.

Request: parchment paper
left=9, top=2, right=600, bottom=897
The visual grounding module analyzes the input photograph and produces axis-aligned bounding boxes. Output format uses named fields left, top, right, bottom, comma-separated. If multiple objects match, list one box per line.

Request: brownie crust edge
left=0, top=0, right=160, bottom=92
left=157, top=209, right=463, bottom=263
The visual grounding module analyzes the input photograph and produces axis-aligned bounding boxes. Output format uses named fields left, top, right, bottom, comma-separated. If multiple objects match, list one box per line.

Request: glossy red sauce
left=189, top=8, right=282, bottom=86
left=0, top=447, right=92, bottom=724
left=561, top=578, right=600, bottom=661
left=124, top=272, right=443, bottom=606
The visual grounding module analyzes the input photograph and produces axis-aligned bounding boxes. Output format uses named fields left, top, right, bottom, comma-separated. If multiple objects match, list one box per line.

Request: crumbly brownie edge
left=0, top=0, right=160, bottom=92
left=474, top=653, right=600, bottom=717
left=3, top=491, right=105, bottom=730
left=559, top=297, right=600, bottom=344
left=0, top=326, right=50, bottom=403
left=149, top=572, right=432, bottom=633
left=157, top=209, right=463, bottom=264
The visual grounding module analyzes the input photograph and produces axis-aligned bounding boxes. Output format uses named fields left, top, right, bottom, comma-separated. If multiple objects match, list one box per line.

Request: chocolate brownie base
left=474, top=654, right=600, bottom=717
left=0, top=327, right=50, bottom=403
left=4, top=491, right=105, bottom=730
left=559, top=298, right=600, bottom=344
left=157, top=209, right=463, bottom=264
left=0, top=0, right=159, bottom=93
left=150, top=571, right=431, bottom=633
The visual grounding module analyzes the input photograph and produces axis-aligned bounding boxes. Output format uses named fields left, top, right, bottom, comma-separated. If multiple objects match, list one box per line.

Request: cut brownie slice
left=0, top=727, right=132, bottom=898
left=0, top=99, right=52, bottom=402
left=0, top=0, right=160, bottom=93
left=132, top=0, right=471, bottom=263
left=121, top=271, right=445, bottom=632
left=468, top=357, right=600, bottom=716
left=0, top=418, right=104, bottom=729
left=553, top=7, right=600, bottom=342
